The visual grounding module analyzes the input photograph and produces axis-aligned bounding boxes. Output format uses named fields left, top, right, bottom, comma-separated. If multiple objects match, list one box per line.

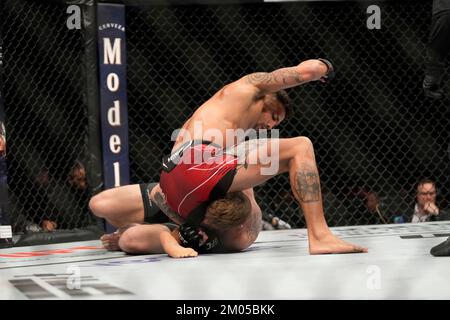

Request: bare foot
left=100, top=232, right=121, bottom=251
left=309, top=234, right=368, bottom=255
left=100, top=223, right=140, bottom=251
left=168, top=247, right=198, bottom=259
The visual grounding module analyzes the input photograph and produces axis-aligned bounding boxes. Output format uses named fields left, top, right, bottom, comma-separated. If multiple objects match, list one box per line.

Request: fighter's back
left=171, top=81, right=264, bottom=152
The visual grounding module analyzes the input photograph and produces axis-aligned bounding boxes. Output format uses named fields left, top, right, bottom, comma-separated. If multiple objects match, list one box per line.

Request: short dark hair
left=205, top=191, right=251, bottom=231
left=274, top=90, right=293, bottom=119
left=416, top=178, right=436, bottom=192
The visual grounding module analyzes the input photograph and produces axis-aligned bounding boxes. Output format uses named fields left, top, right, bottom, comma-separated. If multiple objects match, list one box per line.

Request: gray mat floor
left=1, top=222, right=450, bottom=300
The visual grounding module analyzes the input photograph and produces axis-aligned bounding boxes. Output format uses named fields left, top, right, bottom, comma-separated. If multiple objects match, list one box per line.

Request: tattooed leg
left=288, top=139, right=367, bottom=254
left=296, top=168, right=320, bottom=203
left=288, top=140, right=331, bottom=241
left=149, top=184, right=185, bottom=225
left=229, top=137, right=367, bottom=254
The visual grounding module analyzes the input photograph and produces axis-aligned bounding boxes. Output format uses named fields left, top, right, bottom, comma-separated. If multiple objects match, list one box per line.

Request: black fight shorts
left=140, top=183, right=177, bottom=231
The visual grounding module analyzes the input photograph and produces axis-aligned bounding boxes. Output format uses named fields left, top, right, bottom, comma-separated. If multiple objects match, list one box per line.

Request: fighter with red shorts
left=160, top=140, right=238, bottom=219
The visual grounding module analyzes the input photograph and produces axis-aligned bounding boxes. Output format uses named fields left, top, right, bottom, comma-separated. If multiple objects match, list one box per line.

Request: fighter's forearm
left=244, top=59, right=328, bottom=94
left=160, top=231, right=182, bottom=255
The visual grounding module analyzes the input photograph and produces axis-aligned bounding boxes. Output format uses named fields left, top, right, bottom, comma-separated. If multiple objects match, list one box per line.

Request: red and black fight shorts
left=159, top=140, right=238, bottom=219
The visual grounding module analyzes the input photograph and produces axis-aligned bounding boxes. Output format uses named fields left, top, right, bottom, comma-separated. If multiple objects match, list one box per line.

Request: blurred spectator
left=357, top=190, right=389, bottom=225
left=17, top=162, right=91, bottom=232
left=68, top=160, right=87, bottom=191
left=261, top=219, right=275, bottom=230
left=11, top=167, right=59, bottom=233
left=262, top=213, right=292, bottom=230
left=33, top=168, right=59, bottom=232
left=411, top=178, right=450, bottom=222
left=41, top=219, right=57, bottom=231
left=47, top=160, right=90, bottom=230
left=0, top=121, right=6, bottom=158
left=364, top=191, right=389, bottom=224
left=342, top=186, right=387, bottom=225
left=423, top=0, right=450, bottom=99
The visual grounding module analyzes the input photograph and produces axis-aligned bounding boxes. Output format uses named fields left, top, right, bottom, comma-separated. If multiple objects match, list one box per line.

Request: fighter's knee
left=292, top=136, right=314, bottom=154
left=294, top=136, right=313, bottom=147
left=89, top=193, right=109, bottom=218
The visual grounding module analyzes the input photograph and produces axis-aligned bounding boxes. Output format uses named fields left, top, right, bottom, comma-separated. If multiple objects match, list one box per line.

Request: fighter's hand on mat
left=168, top=247, right=198, bottom=259
left=317, top=58, right=335, bottom=83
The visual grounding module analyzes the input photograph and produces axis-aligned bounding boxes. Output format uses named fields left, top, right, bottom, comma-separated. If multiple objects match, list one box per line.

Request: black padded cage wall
left=123, top=0, right=450, bottom=228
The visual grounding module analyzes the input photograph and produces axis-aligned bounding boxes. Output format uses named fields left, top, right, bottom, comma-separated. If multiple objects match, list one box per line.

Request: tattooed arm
left=150, top=184, right=185, bottom=225
left=239, top=59, right=330, bottom=96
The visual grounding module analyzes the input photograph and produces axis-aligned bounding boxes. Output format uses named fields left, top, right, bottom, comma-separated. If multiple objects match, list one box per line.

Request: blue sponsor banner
left=97, top=3, right=130, bottom=189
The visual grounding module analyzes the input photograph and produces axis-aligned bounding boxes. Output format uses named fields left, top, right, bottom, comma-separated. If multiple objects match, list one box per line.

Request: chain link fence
left=126, top=0, right=450, bottom=228
left=4, top=0, right=94, bottom=234
left=2, top=0, right=449, bottom=235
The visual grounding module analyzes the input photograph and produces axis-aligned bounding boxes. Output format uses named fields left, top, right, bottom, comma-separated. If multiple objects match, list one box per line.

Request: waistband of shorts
left=170, top=140, right=222, bottom=156
left=192, top=140, right=221, bottom=148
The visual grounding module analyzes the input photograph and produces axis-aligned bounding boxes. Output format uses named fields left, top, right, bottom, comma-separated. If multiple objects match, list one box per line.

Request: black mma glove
left=318, top=58, right=335, bottom=82
left=179, top=225, right=202, bottom=248
left=178, top=224, right=221, bottom=254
